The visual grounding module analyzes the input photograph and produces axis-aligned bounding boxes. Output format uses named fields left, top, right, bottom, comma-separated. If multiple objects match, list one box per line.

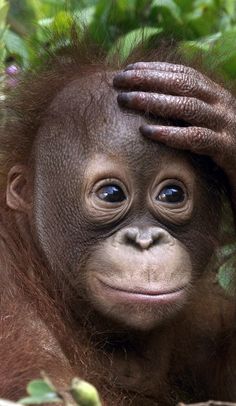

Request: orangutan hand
left=113, top=62, right=236, bottom=193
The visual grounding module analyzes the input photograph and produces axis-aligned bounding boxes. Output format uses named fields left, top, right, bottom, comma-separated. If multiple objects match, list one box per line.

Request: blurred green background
left=1, top=0, right=236, bottom=79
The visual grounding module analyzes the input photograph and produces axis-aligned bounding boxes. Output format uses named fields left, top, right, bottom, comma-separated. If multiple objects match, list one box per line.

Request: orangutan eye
left=96, top=185, right=126, bottom=203
left=157, top=185, right=185, bottom=204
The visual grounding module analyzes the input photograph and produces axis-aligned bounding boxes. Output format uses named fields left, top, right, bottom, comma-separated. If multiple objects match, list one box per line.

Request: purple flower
left=5, top=64, right=20, bottom=76
left=5, top=64, right=21, bottom=88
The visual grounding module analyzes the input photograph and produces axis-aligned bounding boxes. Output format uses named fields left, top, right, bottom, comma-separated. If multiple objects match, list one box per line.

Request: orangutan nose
left=116, top=227, right=170, bottom=250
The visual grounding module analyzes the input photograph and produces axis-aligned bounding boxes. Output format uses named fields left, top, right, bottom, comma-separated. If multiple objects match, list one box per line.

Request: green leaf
left=38, top=17, right=53, bottom=27
left=184, top=0, right=225, bottom=37
left=108, top=26, right=162, bottom=62
left=218, top=243, right=236, bottom=260
left=19, top=394, right=61, bottom=405
left=51, top=11, right=74, bottom=35
left=19, top=379, right=61, bottom=405
left=0, top=44, right=6, bottom=67
left=179, top=32, right=222, bottom=60
left=26, top=0, right=66, bottom=20
left=218, top=257, right=236, bottom=295
left=151, top=0, right=182, bottom=23
left=3, top=29, right=29, bottom=65
left=223, top=0, right=236, bottom=15
left=71, top=378, right=102, bottom=406
left=27, top=380, right=55, bottom=396
left=0, top=0, right=9, bottom=30
left=40, top=0, right=64, bottom=4
left=74, top=6, right=96, bottom=26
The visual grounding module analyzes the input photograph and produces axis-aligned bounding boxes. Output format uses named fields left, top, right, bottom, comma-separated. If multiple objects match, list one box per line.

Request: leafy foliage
left=0, top=0, right=9, bottom=68
left=0, top=0, right=235, bottom=80
left=17, top=376, right=101, bottom=406
left=19, top=379, right=61, bottom=404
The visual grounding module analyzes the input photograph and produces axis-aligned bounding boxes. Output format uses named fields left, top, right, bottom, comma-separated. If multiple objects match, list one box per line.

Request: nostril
left=152, top=229, right=164, bottom=242
left=118, top=227, right=169, bottom=250
left=151, top=229, right=170, bottom=245
left=125, top=228, right=139, bottom=247
left=125, top=228, right=161, bottom=250
left=126, top=228, right=139, bottom=241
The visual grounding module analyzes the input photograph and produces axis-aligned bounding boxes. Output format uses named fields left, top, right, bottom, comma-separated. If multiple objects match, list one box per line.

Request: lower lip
left=96, top=279, right=187, bottom=304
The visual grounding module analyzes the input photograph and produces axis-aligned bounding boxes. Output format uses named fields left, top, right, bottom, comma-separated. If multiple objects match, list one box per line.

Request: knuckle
left=181, top=98, right=218, bottom=127
left=216, top=86, right=232, bottom=103
left=180, top=64, right=199, bottom=77
left=213, top=108, right=228, bottom=129
left=221, top=131, right=232, bottom=149
left=128, top=71, right=146, bottom=86
left=177, top=74, right=196, bottom=94
left=192, top=128, right=207, bottom=146
left=172, top=64, right=189, bottom=73
left=193, top=128, right=218, bottom=152
left=133, top=92, right=147, bottom=105
left=181, top=97, right=198, bottom=117
left=225, top=113, right=236, bottom=129
left=190, top=128, right=213, bottom=152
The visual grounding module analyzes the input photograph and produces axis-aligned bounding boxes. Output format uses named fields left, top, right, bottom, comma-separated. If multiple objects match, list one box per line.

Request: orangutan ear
left=6, top=165, right=32, bottom=212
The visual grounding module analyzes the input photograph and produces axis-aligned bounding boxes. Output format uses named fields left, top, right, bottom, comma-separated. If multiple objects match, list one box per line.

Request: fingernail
left=113, top=73, right=124, bottom=86
left=124, top=64, right=134, bottom=71
left=140, top=125, right=153, bottom=136
left=117, top=93, right=130, bottom=106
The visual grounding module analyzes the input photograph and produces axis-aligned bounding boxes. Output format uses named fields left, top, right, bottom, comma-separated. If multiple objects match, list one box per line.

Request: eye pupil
left=97, top=185, right=126, bottom=203
left=158, top=185, right=185, bottom=203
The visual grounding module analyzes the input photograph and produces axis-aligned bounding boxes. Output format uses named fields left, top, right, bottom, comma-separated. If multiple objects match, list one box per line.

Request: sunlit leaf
left=71, top=378, right=102, bottom=406
left=179, top=32, right=222, bottom=61
left=108, top=26, right=162, bottom=62
left=0, top=0, right=9, bottom=30
left=19, top=394, right=61, bottom=405
left=151, top=0, right=182, bottom=23
left=218, top=257, right=236, bottom=295
left=74, top=6, right=96, bottom=26
left=27, top=379, right=55, bottom=396
left=19, top=379, right=61, bottom=405
left=51, top=11, right=73, bottom=35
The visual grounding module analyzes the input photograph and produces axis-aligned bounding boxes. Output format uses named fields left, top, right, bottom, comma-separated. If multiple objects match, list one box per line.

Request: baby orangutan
left=1, top=36, right=236, bottom=405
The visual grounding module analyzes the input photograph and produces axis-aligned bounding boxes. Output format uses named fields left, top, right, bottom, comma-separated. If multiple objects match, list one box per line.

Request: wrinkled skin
left=4, top=67, right=236, bottom=405
left=7, top=73, right=219, bottom=332
left=113, top=63, right=236, bottom=209
left=113, top=63, right=236, bottom=402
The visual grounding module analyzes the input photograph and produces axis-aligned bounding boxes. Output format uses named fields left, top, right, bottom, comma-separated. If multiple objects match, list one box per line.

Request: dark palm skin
left=113, top=62, right=236, bottom=210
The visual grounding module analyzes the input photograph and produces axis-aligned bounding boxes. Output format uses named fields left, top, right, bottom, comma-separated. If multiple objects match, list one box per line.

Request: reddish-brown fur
left=0, top=31, right=236, bottom=405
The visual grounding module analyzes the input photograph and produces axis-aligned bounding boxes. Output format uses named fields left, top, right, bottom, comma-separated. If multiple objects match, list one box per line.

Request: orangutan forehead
left=48, top=72, right=117, bottom=117
left=36, top=72, right=194, bottom=176
left=38, top=72, right=193, bottom=171
left=39, top=71, right=152, bottom=155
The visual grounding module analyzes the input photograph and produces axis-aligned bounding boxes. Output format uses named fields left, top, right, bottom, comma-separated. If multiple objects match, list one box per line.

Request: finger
left=114, top=70, right=217, bottom=102
left=125, top=62, right=196, bottom=74
left=124, top=62, right=231, bottom=102
left=117, top=92, right=226, bottom=129
left=140, top=125, right=221, bottom=157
